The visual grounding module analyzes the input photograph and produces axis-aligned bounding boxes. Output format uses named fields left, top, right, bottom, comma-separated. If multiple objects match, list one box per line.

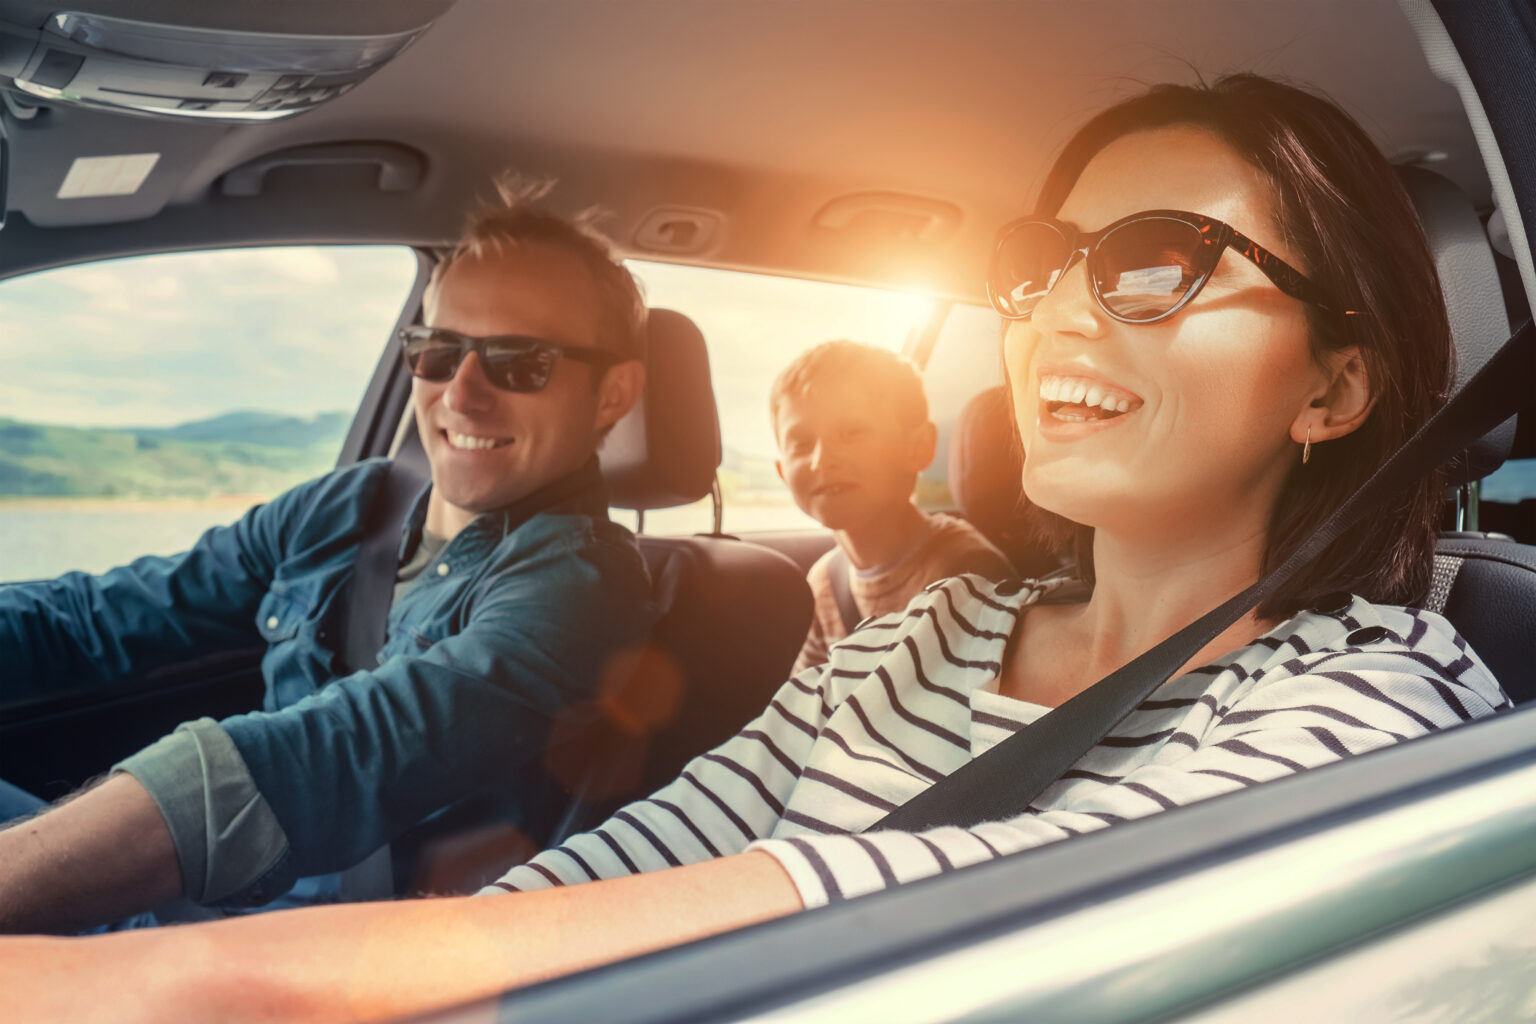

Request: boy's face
left=774, top=375, right=936, bottom=531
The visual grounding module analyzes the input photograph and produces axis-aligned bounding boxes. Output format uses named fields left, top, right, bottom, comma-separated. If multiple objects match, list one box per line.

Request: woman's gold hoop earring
left=1302, top=426, right=1312, bottom=465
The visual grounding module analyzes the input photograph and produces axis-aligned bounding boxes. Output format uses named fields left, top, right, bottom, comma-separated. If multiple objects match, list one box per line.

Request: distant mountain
left=133, top=410, right=351, bottom=449
left=0, top=411, right=349, bottom=499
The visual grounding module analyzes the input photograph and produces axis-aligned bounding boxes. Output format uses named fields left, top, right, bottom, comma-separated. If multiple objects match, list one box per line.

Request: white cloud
left=140, top=274, right=183, bottom=302
left=55, top=266, right=134, bottom=313
left=249, top=248, right=342, bottom=285
left=0, top=246, right=416, bottom=428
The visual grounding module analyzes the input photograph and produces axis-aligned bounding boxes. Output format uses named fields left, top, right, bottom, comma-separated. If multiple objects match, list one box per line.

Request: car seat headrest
left=600, top=308, right=723, bottom=511
left=1398, top=166, right=1516, bottom=480
left=949, top=386, right=1022, bottom=544
left=947, top=385, right=1060, bottom=577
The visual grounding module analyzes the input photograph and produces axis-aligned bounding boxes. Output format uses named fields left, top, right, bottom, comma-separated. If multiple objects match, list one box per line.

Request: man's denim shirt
left=0, top=457, right=654, bottom=907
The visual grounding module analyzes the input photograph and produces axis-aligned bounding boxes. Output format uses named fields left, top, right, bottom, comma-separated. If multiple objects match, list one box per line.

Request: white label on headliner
left=57, top=154, right=161, bottom=198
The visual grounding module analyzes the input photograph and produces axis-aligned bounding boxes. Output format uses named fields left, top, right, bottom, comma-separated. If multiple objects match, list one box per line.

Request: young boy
left=771, top=340, right=1015, bottom=672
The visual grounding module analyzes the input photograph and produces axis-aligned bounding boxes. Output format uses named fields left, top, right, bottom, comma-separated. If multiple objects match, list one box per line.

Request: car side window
left=0, top=246, right=420, bottom=582
left=625, top=260, right=933, bottom=534
left=1480, top=456, right=1536, bottom=538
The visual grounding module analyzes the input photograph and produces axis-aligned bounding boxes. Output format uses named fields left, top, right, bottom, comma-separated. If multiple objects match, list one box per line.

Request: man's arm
left=0, top=774, right=179, bottom=935
left=0, top=851, right=802, bottom=1024
left=136, top=522, right=654, bottom=912
left=0, top=513, right=646, bottom=932
left=0, top=467, right=330, bottom=703
left=0, top=469, right=383, bottom=933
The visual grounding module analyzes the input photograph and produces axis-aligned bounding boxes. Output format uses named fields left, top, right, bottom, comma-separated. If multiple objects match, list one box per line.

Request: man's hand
left=0, top=773, right=182, bottom=934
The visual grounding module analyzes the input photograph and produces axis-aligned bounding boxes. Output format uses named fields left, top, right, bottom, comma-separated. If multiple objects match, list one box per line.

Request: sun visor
left=0, top=3, right=454, bottom=122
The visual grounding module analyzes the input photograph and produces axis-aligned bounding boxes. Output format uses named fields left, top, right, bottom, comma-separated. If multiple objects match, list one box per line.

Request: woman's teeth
left=446, top=431, right=510, bottom=450
left=1038, top=375, right=1138, bottom=418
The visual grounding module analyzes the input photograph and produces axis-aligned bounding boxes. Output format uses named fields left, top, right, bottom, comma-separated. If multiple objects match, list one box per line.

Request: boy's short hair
left=427, top=172, right=647, bottom=364
left=769, top=340, right=929, bottom=435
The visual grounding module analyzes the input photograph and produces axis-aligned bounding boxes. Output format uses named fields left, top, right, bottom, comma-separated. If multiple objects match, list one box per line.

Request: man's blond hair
left=428, top=173, right=647, bottom=363
left=769, top=340, right=929, bottom=435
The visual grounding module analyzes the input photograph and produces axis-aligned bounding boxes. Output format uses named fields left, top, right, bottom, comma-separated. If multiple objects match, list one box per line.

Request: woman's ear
left=1291, top=347, right=1374, bottom=445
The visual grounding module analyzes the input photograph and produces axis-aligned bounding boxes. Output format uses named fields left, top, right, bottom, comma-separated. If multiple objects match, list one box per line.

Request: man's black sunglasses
left=986, top=208, right=1359, bottom=324
left=398, top=326, right=622, bottom=393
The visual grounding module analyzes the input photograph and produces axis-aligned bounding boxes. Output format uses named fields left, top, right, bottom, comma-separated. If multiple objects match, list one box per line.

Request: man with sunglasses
left=0, top=176, right=654, bottom=934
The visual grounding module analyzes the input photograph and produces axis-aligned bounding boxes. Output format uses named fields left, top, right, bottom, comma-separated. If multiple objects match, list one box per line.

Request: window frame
left=477, top=703, right=1536, bottom=1023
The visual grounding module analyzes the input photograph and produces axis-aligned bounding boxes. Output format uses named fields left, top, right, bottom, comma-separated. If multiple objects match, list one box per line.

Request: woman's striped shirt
left=485, top=575, right=1510, bottom=908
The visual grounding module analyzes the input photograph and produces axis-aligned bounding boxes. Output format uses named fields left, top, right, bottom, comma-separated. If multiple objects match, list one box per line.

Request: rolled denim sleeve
left=214, top=520, right=655, bottom=903
left=114, top=718, right=288, bottom=904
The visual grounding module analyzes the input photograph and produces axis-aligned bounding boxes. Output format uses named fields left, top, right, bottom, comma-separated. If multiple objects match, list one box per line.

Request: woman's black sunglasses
left=986, top=208, right=1357, bottom=324
left=398, top=326, right=622, bottom=393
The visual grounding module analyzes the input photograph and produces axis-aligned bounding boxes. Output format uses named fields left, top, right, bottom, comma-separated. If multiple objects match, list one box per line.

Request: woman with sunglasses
left=3, top=74, right=1511, bottom=1022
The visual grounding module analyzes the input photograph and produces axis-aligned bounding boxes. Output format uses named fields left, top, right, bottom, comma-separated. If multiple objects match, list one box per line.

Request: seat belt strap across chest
left=873, top=319, right=1534, bottom=833
left=334, top=454, right=606, bottom=899
left=340, top=459, right=429, bottom=674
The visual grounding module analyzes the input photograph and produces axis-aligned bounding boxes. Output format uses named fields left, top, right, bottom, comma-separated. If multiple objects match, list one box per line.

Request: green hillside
left=0, top=409, right=897, bottom=507
left=0, top=412, right=348, bottom=499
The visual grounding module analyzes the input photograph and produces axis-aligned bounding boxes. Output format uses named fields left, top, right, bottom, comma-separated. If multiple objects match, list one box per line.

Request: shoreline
left=0, top=495, right=271, bottom=513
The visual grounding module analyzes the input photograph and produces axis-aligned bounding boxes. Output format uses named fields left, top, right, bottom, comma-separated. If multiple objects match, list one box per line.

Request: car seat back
left=1402, top=168, right=1534, bottom=705
left=557, top=309, right=812, bottom=827
left=947, top=385, right=1062, bottom=578
left=1427, top=538, right=1536, bottom=704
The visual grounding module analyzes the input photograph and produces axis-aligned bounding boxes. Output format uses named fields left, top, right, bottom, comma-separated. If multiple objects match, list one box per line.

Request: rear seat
left=1399, top=168, right=1536, bottom=705
left=568, top=309, right=813, bottom=824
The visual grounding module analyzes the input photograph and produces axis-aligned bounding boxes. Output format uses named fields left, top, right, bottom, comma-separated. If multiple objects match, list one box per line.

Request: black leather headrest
left=949, top=386, right=1022, bottom=544
left=1398, top=166, right=1516, bottom=480
left=601, top=308, right=722, bottom=511
left=948, top=385, right=1060, bottom=577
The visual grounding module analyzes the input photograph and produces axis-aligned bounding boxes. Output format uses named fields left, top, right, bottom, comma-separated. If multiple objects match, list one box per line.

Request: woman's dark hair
left=1020, top=73, right=1452, bottom=617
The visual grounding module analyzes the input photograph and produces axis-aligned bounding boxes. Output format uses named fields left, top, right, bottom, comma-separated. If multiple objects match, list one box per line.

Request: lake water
left=0, top=499, right=256, bottom=581
left=0, top=498, right=820, bottom=583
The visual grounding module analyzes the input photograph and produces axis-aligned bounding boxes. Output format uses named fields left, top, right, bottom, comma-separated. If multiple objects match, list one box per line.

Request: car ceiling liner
left=1402, top=0, right=1536, bottom=319
left=0, top=0, right=455, bottom=122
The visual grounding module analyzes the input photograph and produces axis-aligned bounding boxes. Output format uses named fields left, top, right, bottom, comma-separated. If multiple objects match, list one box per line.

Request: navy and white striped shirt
left=486, top=575, right=1510, bottom=908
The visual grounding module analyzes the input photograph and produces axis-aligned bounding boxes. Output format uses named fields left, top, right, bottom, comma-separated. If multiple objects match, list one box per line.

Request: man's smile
left=442, top=429, right=515, bottom=451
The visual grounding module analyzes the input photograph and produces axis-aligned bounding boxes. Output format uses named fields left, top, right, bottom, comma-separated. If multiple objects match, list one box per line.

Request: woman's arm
left=1, top=851, right=801, bottom=1024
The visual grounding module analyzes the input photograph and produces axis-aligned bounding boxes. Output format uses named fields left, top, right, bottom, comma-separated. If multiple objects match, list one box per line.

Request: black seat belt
left=336, top=455, right=605, bottom=900
left=340, top=458, right=430, bottom=674
left=826, top=548, right=862, bottom=635
left=339, top=454, right=606, bottom=673
left=874, top=319, right=1534, bottom=833
left=334, top=457, right=428, bottom=900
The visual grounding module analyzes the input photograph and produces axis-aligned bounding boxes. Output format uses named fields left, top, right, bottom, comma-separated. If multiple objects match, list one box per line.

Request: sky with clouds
left=0, top=246, right=418, bottom=430
left=0, top=246, right=932, bottom=461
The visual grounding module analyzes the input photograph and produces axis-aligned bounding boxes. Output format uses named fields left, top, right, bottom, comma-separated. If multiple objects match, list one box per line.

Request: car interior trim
left=484, top=704, right=1536, bottom=1024
left=751, top=763, right=1536, bottom=1024
left=1178, top=866, right=1536, bottom=1023
left=339, top=248, right=432, bottom=468
left=1402, top=0, right=1536, bottom=312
